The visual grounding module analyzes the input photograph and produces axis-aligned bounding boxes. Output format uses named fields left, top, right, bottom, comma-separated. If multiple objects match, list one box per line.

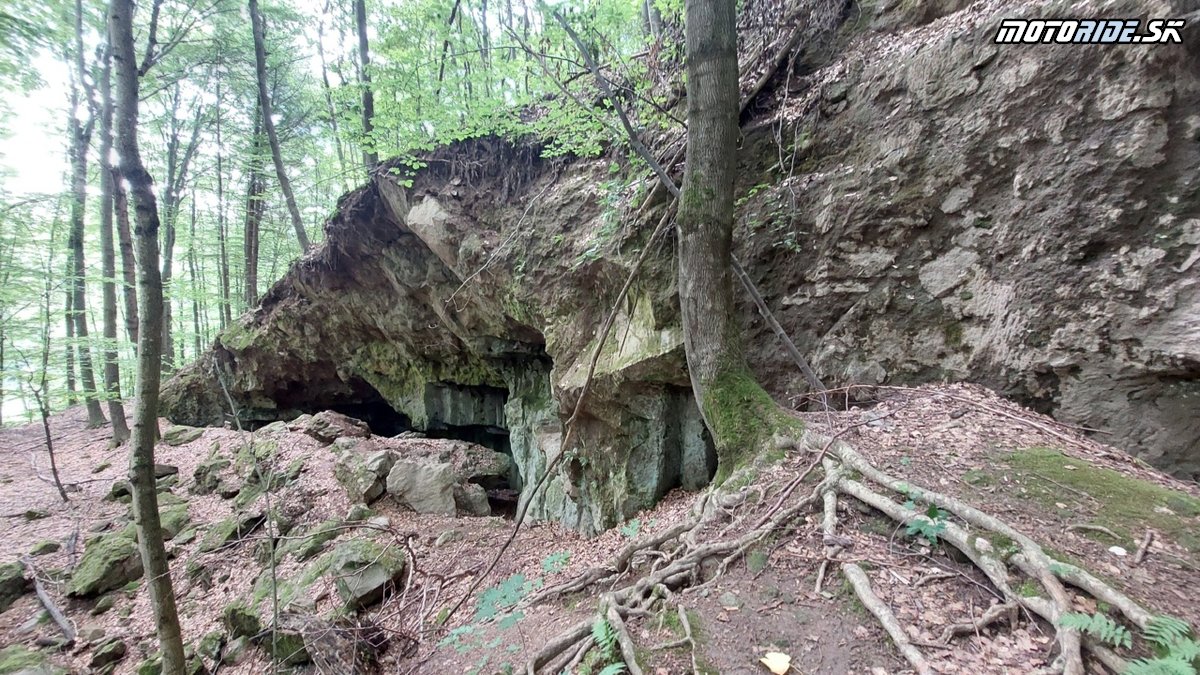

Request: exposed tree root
left=519, top=422, right=1161, bottom=674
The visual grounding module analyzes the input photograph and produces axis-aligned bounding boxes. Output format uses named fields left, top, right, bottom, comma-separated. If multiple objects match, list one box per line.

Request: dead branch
left=20, top=556, right=76, bottom=643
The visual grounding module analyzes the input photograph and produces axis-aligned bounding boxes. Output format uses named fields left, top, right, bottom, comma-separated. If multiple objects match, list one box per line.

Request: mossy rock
left=262, top=629, right=310, bottom=666
left=327, top=539, right=406, bottom=611
left=197, top=512, right=265, bottom=553
left=29, top=540, right=60, bottom=557
left=162, top=425, right=205, bottom=446
left=222, top=602, right=262, bottom=639
left=0, top=561, right=30, bottom=613
left=22, top=509, right=49, bottom=521
left=277, top=519, right=342, bottom=563
left=89, top=638, right=127, bottom=671
left=67, top=525, right=142, bottom=597
left=196, top=631, right=224, bottom=661
left=0, top=644, right=66, bottom=674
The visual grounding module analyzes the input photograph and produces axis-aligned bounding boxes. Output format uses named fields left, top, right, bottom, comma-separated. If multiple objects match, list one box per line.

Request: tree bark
left=243, top=105, right=265, bottom=308
left=677, top=0, right=783, bottom=474
left=214, top=80, right=233, bottom=328
left=67, top=0, right=107, bottom=428
left=63, top=291, right=77, bottom=405
left=248, top=0, right=310, bottom=251
left=115, top=171, right=139, bottom=345
left=159, top=89, right=204, bottom=375
left=354, top=0, right=378, bottom=171
left=108, top=0, right=186, bottom=669
left=98, top=47, right=131, bottom=445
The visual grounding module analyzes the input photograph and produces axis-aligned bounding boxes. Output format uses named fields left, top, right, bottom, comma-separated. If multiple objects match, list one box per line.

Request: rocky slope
left=163, top=0, right=1200, bottom=538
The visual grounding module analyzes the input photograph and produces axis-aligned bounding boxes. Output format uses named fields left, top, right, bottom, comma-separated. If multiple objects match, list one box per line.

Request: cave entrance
left=318, top=379, right=520, bottom=517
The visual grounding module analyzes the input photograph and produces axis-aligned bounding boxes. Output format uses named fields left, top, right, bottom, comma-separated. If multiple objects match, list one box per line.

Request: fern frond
left=1059, top=612, right=1132, bottom=649
left=1146, top=616, right=1195, bottom=649
left=592, top=617, right=618, bottom=659
left=597, top=664, right=628, bottom=675
left=1124, top=654, right=1197, bottom=675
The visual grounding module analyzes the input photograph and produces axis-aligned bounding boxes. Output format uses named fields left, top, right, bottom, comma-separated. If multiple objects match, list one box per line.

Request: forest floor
left=1, top=383, right=1198, bottom=674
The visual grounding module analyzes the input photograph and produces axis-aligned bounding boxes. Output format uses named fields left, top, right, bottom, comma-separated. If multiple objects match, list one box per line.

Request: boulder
left=326, top=540, right=406, bottom=610
left=162, top=425, right=204, bottom=446
left=0, top=561, right=30, bottom=613
left=332, top=444, right=395, bottom=504
left=302, top=411, right=371, bottom=444
left=453, top=483, right=491, bottom=516
left=191, top=456, right=231, bottom=495
left=67, top=526, right=142, bottom=597
left=89, top=639, right=127, bottom=671
left=385, top=460, right=456, bottom=515
left=197, top=512, right=266, bottom=553
left=222, top=602, right=262, bottom=639
left=29, top=540, right=60, bottom=557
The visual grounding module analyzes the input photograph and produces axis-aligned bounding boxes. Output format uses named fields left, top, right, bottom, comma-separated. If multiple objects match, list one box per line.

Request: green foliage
left=590, top=617, right=626, bottom=674
left=619, top=518, right=642, bottom=538
left=542, top=551, right=571, bottom=575
left=1127, top=616, right=1199, bottom=675
left=899, top=486, right=948, bottom=543
left=1060, top=612, right=1133, bottom=650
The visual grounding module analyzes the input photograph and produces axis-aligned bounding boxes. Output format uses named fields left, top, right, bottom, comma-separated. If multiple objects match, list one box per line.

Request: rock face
left=160, top=0, right=1200, bottom=541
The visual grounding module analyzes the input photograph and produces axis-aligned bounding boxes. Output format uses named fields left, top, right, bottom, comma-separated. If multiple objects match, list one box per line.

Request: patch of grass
left=1015, top=579, right=1042, bottom=598
left=1005, top=447, right=1200, bottom=555
left=962, top=469, right=994, bottom=487
left=747, top=548, right=771, bottom=574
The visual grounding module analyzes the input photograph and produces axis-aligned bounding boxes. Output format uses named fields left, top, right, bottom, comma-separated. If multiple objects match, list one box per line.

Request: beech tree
left=109, top=0, right=186, bottom=668
left=249, top=0, right=310, bottom=251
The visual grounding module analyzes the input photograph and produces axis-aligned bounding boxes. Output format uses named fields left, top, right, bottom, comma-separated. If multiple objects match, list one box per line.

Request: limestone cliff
left=163, top=0, right=1200, bottom=536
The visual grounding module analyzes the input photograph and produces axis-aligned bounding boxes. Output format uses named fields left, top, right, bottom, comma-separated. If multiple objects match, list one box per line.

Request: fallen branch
left=20, top=556, right=75, bottom=644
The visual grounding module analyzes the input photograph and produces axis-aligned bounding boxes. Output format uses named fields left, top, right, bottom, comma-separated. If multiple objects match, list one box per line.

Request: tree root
left=518, top=424, right=1160, bottom=674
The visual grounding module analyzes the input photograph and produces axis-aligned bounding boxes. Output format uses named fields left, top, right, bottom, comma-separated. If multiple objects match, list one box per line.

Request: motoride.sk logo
left=994, top=18, right=1185, bottom=43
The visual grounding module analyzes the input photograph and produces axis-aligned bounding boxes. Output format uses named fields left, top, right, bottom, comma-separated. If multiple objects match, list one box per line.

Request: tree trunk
left=159, top=90, right=204, bottom=375
left=115, top=172, right=139, bottom=345
left=677, top=0, right=782, bottom=475
left=214, top=80, right=233, bottom=328
left=243, top=106, right=265, bottom=308
left=354, top=0, right=378, bottom=171
left=68, top=0, right=107, bottom=428
left=108, top=0, right=187, bottom=668
left=63, top=291, right=77, bottom=405
left=248, top=0, right=310, bottom=251
left=316, top=9, right=351, bottom=190
left=98, top=47, right=131, bottom=445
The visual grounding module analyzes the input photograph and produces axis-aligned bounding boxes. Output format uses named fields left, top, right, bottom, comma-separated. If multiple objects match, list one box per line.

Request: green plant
left=619, top=518, right=642, bottom=538
left=1060, top=612, right=1132, bottom=650
left=1128, top=616, right=1199, bottom=675
left=591, top=618, right=626, bottom=674
left=1060, top=613, right=1199, bottom=675
left=542, top=551, right=571, bottom=575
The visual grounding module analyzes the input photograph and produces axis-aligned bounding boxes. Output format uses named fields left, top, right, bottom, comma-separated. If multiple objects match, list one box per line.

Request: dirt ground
left=1, top=383, right=1197, bottom=674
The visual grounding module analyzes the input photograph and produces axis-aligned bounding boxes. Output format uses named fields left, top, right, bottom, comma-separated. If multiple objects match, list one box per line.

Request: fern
left=1126, top=616, right=1199, bottom=675
left=1125, top=655, right=1197, bottom=675
left=1059, top=612, right=1133, bottom=650
left=597, top=665, right=628, bottom=675
left=1146, top=616, right=1195, bottom=650
left=592, top=617, right=619, bottom=660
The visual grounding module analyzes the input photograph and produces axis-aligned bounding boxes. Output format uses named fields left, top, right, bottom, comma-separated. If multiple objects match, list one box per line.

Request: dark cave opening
left=309, top=379, right=521, bottom=517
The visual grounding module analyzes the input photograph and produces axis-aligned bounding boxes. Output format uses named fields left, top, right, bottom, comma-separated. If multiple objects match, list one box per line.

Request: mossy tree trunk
left=109, top=0, right=186, bottom=669
left=677, top=0, right=792, bottom=477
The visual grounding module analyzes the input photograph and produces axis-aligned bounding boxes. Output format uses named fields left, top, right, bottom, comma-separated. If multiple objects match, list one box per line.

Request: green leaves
left=1059, top=612, right=1132, bottom=650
